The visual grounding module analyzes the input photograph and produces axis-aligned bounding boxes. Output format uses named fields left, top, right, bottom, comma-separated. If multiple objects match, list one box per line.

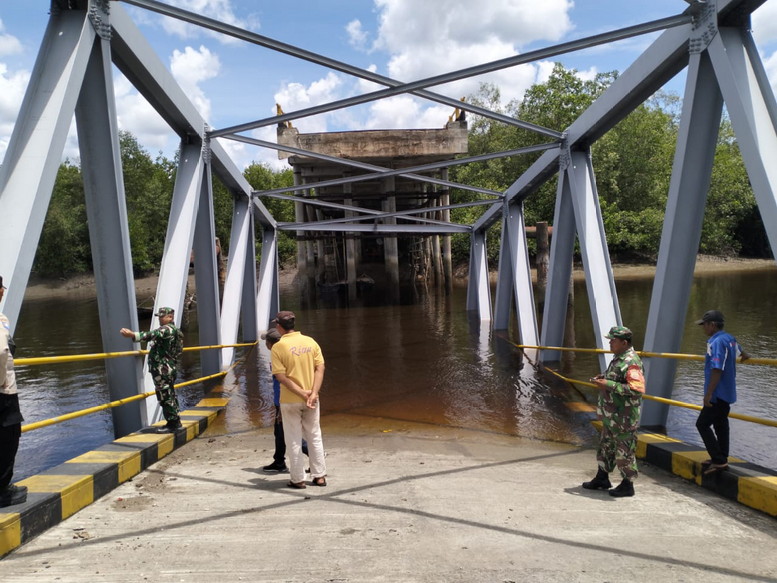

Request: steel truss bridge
left=1, top=0, right=776, bottom=433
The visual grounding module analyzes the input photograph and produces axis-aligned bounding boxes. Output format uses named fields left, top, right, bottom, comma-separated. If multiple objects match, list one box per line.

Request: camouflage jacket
left=597, top=347, right=645, bottom=431
left=134, top=324, right=183, bottom=374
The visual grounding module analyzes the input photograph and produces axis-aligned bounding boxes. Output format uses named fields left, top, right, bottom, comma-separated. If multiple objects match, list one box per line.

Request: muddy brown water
left=10, top=267, right=777, bottom=481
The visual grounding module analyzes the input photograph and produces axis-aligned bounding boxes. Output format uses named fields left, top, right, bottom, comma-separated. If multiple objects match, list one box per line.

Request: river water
left=10, top=265, right=777, bottom=482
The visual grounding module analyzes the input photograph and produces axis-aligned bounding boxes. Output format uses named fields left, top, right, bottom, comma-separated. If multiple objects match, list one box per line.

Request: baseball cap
left=156, top=307, right=175, bottom=317
left=605, top=326, right=633, bottom=341
left=696, top=310, right=724, bottom=325
left=275, top=310, right=295, bottom=328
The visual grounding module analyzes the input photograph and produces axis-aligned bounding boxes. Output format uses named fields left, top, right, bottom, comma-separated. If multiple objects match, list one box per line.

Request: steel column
left=708, top=28, right=777, bottom=257
left=220, top=197, right=253, bottom=366
left=540, top=165, right=577, bottom=363
left=0, top=9, right=94, bottom=327
left=142, top=141, right=205, bottom=424
left=567, top=149, right=620, bottom=371
left=75, top=25, right=144, bottom=437
left=494, top=201, right=538, bottom=344
left=466, top=230, right=491, bottom=320
left=192, top=160, right=223, bottom=376
left=642, top=50, right=724, bottom=427
left=256, top=223, right=279, bottom=337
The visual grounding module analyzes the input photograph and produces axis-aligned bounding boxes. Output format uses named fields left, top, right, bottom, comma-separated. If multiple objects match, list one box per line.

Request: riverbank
left=20, top=256, right=775, bottom=302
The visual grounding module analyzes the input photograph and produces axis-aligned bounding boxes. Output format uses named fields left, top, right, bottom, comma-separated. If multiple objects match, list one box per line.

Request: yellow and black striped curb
left=0, top=397, right=228, bottom=558
left=585, top=418, right=777, bottom=517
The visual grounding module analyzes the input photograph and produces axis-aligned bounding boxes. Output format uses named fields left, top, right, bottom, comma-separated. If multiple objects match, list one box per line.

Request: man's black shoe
left=0, top=484, right=28, bottom=508
left=609, top=478, right=635, bottom=497
left=582, top=468, right=612, bottom=490
left=167, top=420, right=183, bottom=431
left=262, top=462, right=289, bottom=473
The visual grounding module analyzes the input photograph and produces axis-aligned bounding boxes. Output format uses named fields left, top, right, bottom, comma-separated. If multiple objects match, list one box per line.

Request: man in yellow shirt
left=271, top=311, right=327, bottom=489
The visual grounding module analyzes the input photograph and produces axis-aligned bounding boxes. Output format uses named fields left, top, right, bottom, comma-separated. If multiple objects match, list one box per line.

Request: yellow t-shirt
left=271, top=330, right=325, bottom=404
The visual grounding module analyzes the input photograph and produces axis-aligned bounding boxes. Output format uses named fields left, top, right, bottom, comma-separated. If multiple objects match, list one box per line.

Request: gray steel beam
left=466, top=230, right=492, bottom=319
left=220, top=197, right=254, bottom=366
left=0, top=9, right=94, bottom=328
left=241, top=213, right=260, bottom=343
left=122, top=0, right=560, bottom=138
left=540, top=166, right=577, bottom=363
left=76, top=27, right=145, bottom=437
left=197, top=14, right=692, bottom=139
left=709, top=27, right=777, bottom=260
left=256, top=224, right=279, bottom=341
left=278, top=223, right=470, bottom=234
left=143, top=141, right=205, bottom=424
left=641, top=50, right=724, bottom=428
left=274, top=198, right=499, bottom=227
left=568, top=149, right=621, bottom=371
left=108, top=4, right=275, bottom=228
left=493, top=201, right=539, bottom=345
left=193, top=161, right=223, bottom=376
left=227, top=134, right=502, bottom=198
left=256, top=143, right=558, bottom=199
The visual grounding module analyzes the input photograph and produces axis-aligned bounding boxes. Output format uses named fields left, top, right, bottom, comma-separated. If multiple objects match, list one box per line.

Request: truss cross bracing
left=0, top=0, right=775, bottom=433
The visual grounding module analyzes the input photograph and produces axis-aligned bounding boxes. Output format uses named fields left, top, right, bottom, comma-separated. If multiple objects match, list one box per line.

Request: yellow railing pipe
left=543, top=367, right=777, bottom=429
left=20, top=370, right=229, bottom=433
left=14, top=341, right=258, bottom=367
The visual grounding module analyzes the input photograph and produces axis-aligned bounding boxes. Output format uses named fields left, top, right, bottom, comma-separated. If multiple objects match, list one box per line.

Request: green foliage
left=34, top=162, right=90, bottom=277
left=243, top=162, right=296, bottom=265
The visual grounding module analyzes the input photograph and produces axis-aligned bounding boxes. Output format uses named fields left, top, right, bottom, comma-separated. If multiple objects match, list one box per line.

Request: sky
left=1, top=0, right=777, bottom=171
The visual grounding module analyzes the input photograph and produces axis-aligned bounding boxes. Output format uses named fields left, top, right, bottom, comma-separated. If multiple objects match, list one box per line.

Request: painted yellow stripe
left=66, top=450, right=141, bottom=483
left=116, top=433, right=176, bottom=458
left=738, top=476, right=777, bottom=517
left=0, top=513, right=21, bottom=557
left=636, top=432, right=681, bottom=458
left=19, top=474, right=95, bottom=519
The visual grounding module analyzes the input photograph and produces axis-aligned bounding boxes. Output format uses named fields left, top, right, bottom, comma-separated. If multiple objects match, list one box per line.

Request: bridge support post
left=466, top=229, right=491, bottom=320
left=76, top=26, right=144, bottom=436
left=642, top=50, right=723, bottom=428
left=494, top=200, right=538, bottom=345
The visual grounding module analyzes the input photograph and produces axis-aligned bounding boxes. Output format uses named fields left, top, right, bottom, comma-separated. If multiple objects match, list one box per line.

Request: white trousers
left=280, top=402, right=326, bottom=483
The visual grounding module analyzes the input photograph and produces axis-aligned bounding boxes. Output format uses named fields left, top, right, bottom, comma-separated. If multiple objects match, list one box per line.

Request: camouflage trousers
left=152, top=371, right=180, bottom=424
left=596, top=425, right=638, bottom=480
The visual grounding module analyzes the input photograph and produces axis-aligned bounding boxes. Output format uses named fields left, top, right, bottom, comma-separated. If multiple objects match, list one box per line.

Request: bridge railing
left=508, top=342, right=777, bottom=429
left=15, top=341, right=258, bottom=433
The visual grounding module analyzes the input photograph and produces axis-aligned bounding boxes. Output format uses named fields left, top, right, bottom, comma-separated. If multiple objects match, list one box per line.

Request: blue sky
left=1, top=0, right=777, bottom=170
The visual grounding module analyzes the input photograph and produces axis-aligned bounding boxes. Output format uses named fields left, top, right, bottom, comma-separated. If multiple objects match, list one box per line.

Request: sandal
left=287, top=481, right=306, bottom=489
left=312, top=477, right=327, bottom=487
left=703, top=463, right=728, bottom=475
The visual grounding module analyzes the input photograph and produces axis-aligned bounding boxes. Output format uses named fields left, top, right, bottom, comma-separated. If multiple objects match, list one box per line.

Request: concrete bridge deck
left=2, top=413, right=776, bottom=582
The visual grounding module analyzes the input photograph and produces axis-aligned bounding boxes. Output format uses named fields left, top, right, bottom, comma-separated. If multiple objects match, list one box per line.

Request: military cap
left=156, top=307, right=175, bottom=317
left=605, top=326, right=633, bottom=341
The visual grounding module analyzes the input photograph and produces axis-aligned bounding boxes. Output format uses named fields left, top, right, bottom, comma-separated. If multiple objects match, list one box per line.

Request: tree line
left=31, top=64, right=770, bottom=278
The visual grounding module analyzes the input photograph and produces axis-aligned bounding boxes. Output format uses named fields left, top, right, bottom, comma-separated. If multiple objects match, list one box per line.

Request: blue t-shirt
left=704, top=330, right=741, bottom=405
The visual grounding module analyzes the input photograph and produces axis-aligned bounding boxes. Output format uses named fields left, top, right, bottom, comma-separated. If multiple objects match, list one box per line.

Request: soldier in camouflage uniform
left=582, top=326, right=645, bottom=497
left=120, top=307, right=183, bottom=433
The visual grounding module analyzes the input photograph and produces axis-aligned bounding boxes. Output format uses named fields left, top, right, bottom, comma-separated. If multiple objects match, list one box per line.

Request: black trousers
left=0, top=423, right=21, bottom=491
left=696, top=399, right=731, bottom=465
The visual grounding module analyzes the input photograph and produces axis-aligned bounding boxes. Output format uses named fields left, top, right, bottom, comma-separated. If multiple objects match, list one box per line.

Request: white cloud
left=366, top=0, right=574, bottom=115
left=274, top=72, right=345, bottom=133
left=752, top=2, right=777, bottom=45
left=0, top=19, right=22, bottom=57
left=114, top=75, right=171, bottom=154
left=170, top=45, right=220, bottom=121
left=346, top=19, right=369, bottom=51
left=155, top=0, right=260, bottom=44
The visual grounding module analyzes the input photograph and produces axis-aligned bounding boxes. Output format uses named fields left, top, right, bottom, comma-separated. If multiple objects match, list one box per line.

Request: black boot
left=582, top=468, right=612, bottom=490
left=609, top=478, right=635, bottom=497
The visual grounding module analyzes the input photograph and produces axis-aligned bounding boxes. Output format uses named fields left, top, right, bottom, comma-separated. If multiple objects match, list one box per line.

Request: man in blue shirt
left=695, top=310, right=749, bottom=474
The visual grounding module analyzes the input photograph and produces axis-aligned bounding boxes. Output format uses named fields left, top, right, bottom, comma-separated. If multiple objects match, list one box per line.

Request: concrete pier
left=2, top=413, right=776, bottom=582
